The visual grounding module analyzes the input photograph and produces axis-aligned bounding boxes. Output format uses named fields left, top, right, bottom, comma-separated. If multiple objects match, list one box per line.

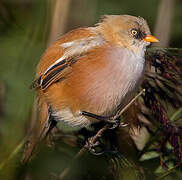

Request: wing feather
left=31, top=33, right=104, bottom=90
left=41, top=64, right=68, bottom=90
left=31, top=58, right=75, bottom=90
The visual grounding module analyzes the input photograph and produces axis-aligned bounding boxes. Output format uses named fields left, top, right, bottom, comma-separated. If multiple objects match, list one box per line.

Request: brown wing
left=30, top=28, right=104, bottom=91
left=31, top=57, right=76, bottom=90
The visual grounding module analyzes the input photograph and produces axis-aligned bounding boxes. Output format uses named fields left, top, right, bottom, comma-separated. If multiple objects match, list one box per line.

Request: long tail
left=21, top=101, right=55, bottom=163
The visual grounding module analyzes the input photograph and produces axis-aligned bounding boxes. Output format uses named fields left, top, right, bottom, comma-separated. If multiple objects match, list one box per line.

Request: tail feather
left=21, top=101, right=53, bottom=163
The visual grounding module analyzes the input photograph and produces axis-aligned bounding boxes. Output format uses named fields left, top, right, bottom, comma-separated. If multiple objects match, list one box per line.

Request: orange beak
left=144, top=35, right=159, bottom=43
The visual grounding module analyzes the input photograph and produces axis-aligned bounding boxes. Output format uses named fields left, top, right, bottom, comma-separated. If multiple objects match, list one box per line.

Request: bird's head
left=97, top=15, right=159, bottom=55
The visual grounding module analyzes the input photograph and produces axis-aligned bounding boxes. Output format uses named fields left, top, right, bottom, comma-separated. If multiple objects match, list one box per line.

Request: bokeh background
left=0, top=0, right=182, bottom=179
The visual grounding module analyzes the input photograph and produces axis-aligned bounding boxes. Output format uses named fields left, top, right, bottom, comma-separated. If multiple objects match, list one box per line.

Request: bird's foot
left=80, top=111, right=109, bottom=121
left=85, top=137, right=104, bottom=155
left=106, top=117, right=128, bottom=129
left=80, top=111, right=128, bottom=130
left=107, top=117, right=120, bottom=130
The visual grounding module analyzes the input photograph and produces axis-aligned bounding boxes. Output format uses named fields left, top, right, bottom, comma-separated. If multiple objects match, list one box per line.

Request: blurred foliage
left=0, top=0, right=182, bottom=180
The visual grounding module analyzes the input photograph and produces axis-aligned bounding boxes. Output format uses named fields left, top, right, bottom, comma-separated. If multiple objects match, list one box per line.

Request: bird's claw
left=85, top=137, right=104, bottom=155
left=120, top=122, right=128, bottom=127
left=80, top=111, right=128, bottom=129
left=106, top=117, right=120, bottom=129
left=106, top=117, right=128, bottom=129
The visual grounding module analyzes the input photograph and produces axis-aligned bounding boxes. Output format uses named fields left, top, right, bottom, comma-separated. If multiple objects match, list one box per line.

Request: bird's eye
left=131, top=29, right=138, bottom=36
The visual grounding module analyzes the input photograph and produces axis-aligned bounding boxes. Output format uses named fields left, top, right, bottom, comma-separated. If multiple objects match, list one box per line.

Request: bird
left=31, top=15, right=159, bottom=130
left=22, top=15, right=159, bottom=162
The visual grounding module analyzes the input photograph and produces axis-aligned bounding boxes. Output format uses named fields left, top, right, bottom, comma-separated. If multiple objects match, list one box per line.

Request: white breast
left=116, top=48, right=145, bottom=107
